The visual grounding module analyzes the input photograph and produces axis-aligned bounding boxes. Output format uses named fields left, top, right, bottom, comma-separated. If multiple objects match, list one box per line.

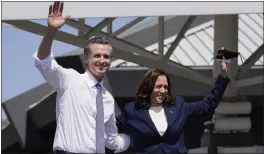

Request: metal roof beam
left=3, top=20, right=85, bottom=47
left=164, top=16, right=196, bottom=60
left=113, top=48, right=213, bottom=85
left=66, top=19, right=90, bottom=32
left=237, top=44, right=264, bottom=79
left=78, top=19, right=85, bottom=37
left=3, top=19, right=213, bottom=85
left=158, top=17, right=165, bottom=58
left=85, top=18, right=116, bottom=38
left=113, top=17, right=146, bottom=36
left=237, top=75, right=264, bottom=88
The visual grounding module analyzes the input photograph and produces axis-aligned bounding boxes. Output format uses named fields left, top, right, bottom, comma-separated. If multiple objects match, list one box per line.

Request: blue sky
left=2, top=17, right=150, bottom=120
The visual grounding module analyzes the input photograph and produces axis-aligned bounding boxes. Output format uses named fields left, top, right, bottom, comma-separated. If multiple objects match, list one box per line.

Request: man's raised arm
left=34, top=2, right=71, bottom=91
left=37, top=1, right=70, bottom=60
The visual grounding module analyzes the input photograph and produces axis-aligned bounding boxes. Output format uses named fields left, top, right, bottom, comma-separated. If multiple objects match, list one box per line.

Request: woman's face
left=150, top=75, right=168, bottom=106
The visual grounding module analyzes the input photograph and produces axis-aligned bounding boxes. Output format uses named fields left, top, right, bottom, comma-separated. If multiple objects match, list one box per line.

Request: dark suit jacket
left=116, top=75, right=229, bottom=154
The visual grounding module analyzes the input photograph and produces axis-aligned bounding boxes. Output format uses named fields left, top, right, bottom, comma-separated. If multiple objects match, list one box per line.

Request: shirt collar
left=84, top=70, right=104, bottom=88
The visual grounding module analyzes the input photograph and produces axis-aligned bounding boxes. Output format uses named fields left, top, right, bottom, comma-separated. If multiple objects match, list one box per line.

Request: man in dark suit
left=116, top=57, right=229, bottom=154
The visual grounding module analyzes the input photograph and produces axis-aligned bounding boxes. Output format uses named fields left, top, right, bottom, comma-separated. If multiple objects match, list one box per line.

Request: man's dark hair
left=135, top=68, right=174, bottom=109
left=84, top=36, right=113, bottom=56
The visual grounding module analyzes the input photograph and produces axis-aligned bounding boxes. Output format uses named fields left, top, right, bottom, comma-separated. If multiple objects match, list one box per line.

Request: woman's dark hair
left=135, top=68, right=174, bottom=108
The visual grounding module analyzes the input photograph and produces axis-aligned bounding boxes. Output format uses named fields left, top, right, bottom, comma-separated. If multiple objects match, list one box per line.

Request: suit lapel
left=137, top=104, right=178, bottom=137
left=138, top=108, right=160, bottom=135
left=163, top=105, right=177, bottom=136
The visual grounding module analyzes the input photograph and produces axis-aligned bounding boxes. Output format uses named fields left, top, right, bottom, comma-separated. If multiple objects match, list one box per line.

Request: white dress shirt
left=33, top=51, right=130, bottom=153
left=149, top=106, right=168, bottom=136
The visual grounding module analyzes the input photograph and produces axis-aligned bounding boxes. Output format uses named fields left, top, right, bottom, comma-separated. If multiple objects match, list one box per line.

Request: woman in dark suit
left=116, top=57, right=230, bottom=154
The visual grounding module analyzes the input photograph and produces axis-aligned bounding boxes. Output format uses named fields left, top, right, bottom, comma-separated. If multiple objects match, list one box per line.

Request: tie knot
left=95, top=83, right=102, bottom=89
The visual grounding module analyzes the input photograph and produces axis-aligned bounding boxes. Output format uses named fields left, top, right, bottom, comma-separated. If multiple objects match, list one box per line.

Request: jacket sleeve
left=183, top=75, right=230, bottom=116
left=116, top=113, right=128, bottom=134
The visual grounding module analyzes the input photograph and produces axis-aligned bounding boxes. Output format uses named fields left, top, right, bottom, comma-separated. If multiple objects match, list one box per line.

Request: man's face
left=86, top=43, right=111, bottom=81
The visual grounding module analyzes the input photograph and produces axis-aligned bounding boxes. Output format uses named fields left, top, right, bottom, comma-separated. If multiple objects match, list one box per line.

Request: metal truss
left=3, top=17, right=214, bottom=85
left=2, top=11, right=263, bottom=88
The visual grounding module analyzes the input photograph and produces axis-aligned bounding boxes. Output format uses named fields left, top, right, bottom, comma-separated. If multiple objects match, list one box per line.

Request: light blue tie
left=95, top=83, right=105, bottom=153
